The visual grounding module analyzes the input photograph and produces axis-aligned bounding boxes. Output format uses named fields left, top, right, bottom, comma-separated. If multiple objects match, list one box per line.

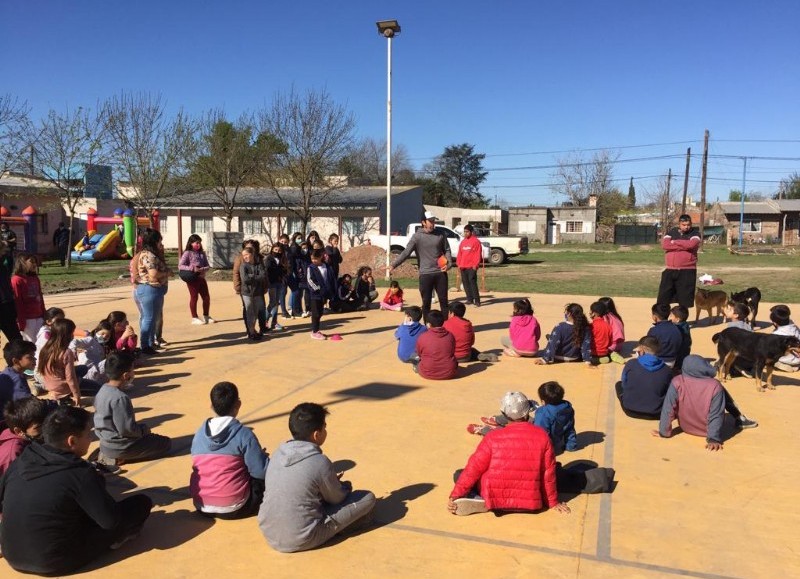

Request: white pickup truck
left=370, top=223, right=527, bottom=265
left=455, top=225, right=530, bottom=265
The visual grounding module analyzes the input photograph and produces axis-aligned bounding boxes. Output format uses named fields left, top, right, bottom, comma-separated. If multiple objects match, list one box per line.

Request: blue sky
left=3, top=0, right=799, bottom=205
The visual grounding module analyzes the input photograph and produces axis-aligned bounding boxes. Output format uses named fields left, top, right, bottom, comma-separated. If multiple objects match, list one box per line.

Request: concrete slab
left=5, top=282, right=799, bottom=578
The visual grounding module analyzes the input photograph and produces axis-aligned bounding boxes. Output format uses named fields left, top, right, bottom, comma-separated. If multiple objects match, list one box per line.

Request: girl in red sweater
left=589, top=301, right=613, bottom=363
left=11, top=253, right=46, bottom=342
left=379, top=281, right=404, bottom=311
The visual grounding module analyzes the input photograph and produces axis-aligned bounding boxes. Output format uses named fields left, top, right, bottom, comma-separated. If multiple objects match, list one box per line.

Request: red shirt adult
left=450, top=421, right=559, bottom=511
left=415, top=327, right=458, bottom=380
left=443, top=315, right=475, bottom=360
left=456, top=234, right=482, bottom=270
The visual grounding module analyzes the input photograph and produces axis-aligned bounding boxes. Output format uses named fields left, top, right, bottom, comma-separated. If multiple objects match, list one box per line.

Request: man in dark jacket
left=616, top=336, right=673, bottom=419
left=0, top=240, right=22, bottom=342
left=0, top=406, right=153, bottom=575
left=53, top=222, right=71, bottom=266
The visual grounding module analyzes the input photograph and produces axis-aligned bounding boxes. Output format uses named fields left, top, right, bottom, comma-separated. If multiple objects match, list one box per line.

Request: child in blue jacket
left=394, top=306, right=427, bottom=362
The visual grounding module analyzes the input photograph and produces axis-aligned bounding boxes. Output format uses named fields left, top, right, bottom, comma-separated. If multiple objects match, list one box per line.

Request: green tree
left=188, top=112, right=280, bottom=232
left=596, top=189, right=629, bottom=227
left=423, top=143, right=488, bottom=207
left=628, top=177, right=636, bottom=207
left=775, top=172, right=800, bottom=199
left=729, top=190, right=764, bottom=202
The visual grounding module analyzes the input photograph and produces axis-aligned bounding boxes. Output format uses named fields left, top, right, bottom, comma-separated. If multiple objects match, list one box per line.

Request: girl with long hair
left=535, top=303, right=593, bottom=365
left=179, top=233, right=214, bottom=325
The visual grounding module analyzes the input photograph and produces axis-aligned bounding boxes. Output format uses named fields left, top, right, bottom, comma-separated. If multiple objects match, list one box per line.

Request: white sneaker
left=191, top=317, right=205, bottom=325
left=205, top=316, right=216, bottom=324
left=453, top=497, right=488, bottom=516
left=301, top=311, right=311, bottom=318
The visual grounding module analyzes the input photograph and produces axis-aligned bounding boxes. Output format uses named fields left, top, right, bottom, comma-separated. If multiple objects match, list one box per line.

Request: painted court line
left=596, top=367, right=617, bottom=559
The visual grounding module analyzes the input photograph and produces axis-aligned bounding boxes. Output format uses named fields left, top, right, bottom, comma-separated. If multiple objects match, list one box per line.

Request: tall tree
left=0, top=94, right=31, bottom=173
left=647, top=174, right=677, bottom=234
left=101, top=92, right=195, bottom=223
left=728, top=190, right=764, bottom=202
left=336, top=137, right=414, bottom=186
left=27, top=106, right=105, bottom=267
left=187, top=111, right=278, bottom=232
left=258, top=87, right=356, bottom=233
left=628, top=177, right=636, bottom=208
left=775, top=172, right=800, bottom=200
left=424, top=143, right=488, bottom=208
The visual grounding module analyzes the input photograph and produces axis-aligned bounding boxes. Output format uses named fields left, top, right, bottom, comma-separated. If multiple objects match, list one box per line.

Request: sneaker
left=191, top=317, right=205, bottom=325
left=288, top=308, right=293, bottom=317
left=477, top=352, right=499, bottom=363
left=775, top=361, right=799, bottom=372
left=610, top=352, right=625, bottom=364
left=467, top=424, right=490, bottom=435
left=735, top=366, right=754, bottom=379
left=473, top=302, right=481, bottom=308
left=453, top=497, right=488, bottom=516
left=273, top=324, right=285, bottom=331
left=157, top=337, right=169, bottom=346
left=301, top=311, right=311, bottom=318
left=205, top=316, right=216, bottom=324
left=141, top=347, right=158, bottom=355
left=480, top=416, right=499, bottom=427
left=91, top=460, right=121, bottom=474
left=736, top=416, right=758, bottom=429
left=310, top=332, right=327, bottom=340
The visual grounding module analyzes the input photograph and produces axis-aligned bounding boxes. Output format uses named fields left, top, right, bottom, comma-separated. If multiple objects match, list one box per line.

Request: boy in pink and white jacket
left=190, top=382, right=269, bottom=519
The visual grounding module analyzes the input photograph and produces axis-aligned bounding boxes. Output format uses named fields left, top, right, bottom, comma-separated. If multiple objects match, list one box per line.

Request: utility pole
left=665, top=169, right=672, bottom=230
left=699, top=130, right=709, bottom=245
left=681, top=147, right=691, bottom=214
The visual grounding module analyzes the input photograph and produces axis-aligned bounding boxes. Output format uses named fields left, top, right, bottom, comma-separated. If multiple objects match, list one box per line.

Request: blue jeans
left=135, top=284, right=165, bottom=348
left=277, top=281, right=289, bottom=316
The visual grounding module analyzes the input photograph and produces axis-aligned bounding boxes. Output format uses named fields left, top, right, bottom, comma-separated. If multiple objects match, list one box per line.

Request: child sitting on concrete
left=500, top=298, right=541, bottom=357
left=258, top=402, right=376, bottom=552
left=93, top=350, right=171, bottom=466
left=394, top=305, right=427, bottom=363
left=0, top=406, right=153, bottom=575
left=0, top=396, right=48, bottom=476
left=0, top=339, right=37, bottom=405
left=190, top=381, right=269, bottom=519
left=616, top=336, right=673, bottom=419
left=771, top=305, right=800, bottom=372
left=413, top=309, right=458, bottom=380
left=589, top=301, right=613, bottom=364
left=669, top=305, right=692, bottom=371
left=600, top=296, right=625, bottom=363
left=647, top=303, right=683, bottom=368
left=444, top=302, right=498, bottom=363
left=379, top=280, right=404, bottom=311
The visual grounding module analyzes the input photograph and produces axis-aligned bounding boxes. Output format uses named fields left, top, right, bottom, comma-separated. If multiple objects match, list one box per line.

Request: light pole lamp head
left=376, top=20, right=401, bottom=38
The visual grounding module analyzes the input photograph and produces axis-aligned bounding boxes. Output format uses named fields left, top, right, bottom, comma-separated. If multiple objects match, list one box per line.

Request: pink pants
left=379, top=301, right=403, bottom=311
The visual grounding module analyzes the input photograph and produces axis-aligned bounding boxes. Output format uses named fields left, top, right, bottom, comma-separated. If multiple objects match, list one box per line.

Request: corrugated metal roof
left=159, top=186, right=421, bottom=208
left=774, top=199, right=800, bottom=212
left=717, top=201, right=780, bottom=214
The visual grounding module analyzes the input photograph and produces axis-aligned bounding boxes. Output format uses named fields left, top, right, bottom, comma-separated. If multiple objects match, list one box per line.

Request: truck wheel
left=489, top=248, right=506, bottom=266
left=390, top=247, right=402, bottom=260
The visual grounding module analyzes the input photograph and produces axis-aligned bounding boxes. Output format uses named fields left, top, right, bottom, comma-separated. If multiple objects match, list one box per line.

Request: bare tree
left=101, top=92, right=195, bottom=223
left=28, top=106, right=105, bottom=267
left=338, top=137, right=414, bottom=185
left=342, top=215, right=380, bottom=248
left=258, top=87, right=356, bottom=233
left=0, top=94, right=31, bottom=173
left=186, top=110, right=276, bottom=232
left=646, top=174, right=677, bottom=234
left=550, top=149, right=620, bottom=205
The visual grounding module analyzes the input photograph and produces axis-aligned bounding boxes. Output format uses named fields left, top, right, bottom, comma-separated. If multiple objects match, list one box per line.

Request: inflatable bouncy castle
left=71, top=208, right=159, bottom=262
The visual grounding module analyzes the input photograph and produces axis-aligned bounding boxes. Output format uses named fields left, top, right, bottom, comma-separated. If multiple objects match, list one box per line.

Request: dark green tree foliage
left=728, top=190, right=764, bottom=202
left=423, top=143, right=488, bottom=207
left=628, top=177, right=636, bottom=208
left=775, top=172, right=800, bottom=199
left=596, top=189, right=629, bottom=226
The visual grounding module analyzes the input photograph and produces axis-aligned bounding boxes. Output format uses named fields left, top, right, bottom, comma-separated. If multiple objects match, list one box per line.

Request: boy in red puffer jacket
left=448, top=391, right=571, bottom=516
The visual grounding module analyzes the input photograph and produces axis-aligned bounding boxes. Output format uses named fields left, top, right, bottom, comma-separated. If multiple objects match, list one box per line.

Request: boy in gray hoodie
left=258, top=403, right=376, bottom=552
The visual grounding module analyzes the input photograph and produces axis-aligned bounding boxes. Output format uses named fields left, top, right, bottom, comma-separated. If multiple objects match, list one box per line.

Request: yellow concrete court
left=6, top=281, right=799, bottom=579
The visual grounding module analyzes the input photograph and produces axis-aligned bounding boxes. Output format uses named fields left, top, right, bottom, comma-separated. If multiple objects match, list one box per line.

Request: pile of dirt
left=340, top=244, right=419, bottom=279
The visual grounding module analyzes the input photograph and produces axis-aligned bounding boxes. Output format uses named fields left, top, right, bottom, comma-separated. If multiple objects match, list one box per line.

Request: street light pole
left=377, top=20, right=401, bottom=280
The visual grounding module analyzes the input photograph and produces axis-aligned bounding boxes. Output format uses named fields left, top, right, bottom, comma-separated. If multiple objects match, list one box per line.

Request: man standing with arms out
left=457, top=224, right=482, bottom=307
left=390, top=210, right=451, bottom=321
left=657, top=214, right=700, bottom=309
left=53, top=222, right=70, bottom=267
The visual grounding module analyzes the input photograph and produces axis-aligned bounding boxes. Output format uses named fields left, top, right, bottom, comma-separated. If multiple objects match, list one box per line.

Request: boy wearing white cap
left=448, top=391, right=570, bottom=516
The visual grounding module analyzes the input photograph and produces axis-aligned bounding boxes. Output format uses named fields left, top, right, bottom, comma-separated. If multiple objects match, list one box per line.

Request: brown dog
left=695, top=288, right=727, bottom=324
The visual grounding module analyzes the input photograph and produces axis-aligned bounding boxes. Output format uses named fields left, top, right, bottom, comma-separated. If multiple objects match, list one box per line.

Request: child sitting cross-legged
left=444, top=302, right=498, bottom=363
left=669, top=305, right=692, bottom=372
left=534, top=303, right=592, bottom=366
left=93, top=350, right=171, bottom=467
left=394, top=305, right=427, bottom=363
left=588, top=301, right=613, bottom=364
left=771, top=305, right=800, bottom=372
left=379, top=280, right=404, bottom=311
left=0, top=339, right=38, bottom=404
left=258, top=402, right=376, bottom=552
left=500, top=298, right=541, bottom=357
left=190, top=381, right=269, bottom=519
left=413, top=309, right=458, bottom=380
left=616, top=336, right=673, bottom=419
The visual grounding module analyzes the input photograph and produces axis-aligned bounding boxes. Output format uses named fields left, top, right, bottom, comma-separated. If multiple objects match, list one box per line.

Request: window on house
left=565, top=221, right=584, bottom=233
left=240, top=217, right=264, bottom=235
left=191, top=217, right=213, bottom=234
left=742, top=220, right=761, bottom=232
left=342, top=217, right=367, bottom=244
left=159, top=216, right=168, bottom=234
left=38, top=215, right=49, bottom=234
left=284, top=217, right=304, bottom=236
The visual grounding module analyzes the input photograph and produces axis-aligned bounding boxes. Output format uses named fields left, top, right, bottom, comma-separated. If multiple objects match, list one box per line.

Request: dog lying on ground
left=695, top=288, right=727, bottom=324
left=712, top=327, right=800, bottom=391
left=730, top=287, right=761, bottom=326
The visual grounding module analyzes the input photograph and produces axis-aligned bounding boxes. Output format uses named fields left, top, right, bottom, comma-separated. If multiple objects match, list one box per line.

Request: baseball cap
left=500, top=391, right=531, bottom=420
left=423, top=210, right=436, bottom=221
